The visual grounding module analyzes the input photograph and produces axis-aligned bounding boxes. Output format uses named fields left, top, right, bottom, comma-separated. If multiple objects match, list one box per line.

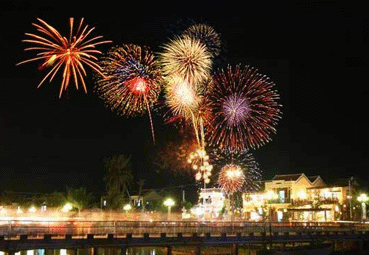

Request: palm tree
left=103, top=154, right=133, bottom=209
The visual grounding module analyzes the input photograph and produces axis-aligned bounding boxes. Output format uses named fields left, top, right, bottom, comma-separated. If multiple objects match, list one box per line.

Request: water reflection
left=0, top=246, right=259, bottom=255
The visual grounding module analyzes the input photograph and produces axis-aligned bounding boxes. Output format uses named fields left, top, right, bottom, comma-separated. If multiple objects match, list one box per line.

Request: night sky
left=0, top=2, right=368, bottom=197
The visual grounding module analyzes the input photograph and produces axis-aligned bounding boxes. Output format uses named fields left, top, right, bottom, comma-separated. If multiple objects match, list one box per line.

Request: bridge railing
left=0, top=220, right=367, bottom=237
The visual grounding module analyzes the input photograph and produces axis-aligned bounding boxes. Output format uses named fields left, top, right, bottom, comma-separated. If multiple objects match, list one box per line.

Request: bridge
left=1, top=220, right=369, bottom=255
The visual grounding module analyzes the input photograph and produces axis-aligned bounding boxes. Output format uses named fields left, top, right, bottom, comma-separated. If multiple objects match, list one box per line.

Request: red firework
left=95, top=44, right=162, bottom=144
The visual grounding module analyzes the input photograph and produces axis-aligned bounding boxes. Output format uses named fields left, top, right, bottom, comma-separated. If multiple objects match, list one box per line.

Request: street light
left=62, top=203, right=73, bottom=213
left=123, top=204, right=132, bottom=211
left=357, top=194, right=368, bottom=221
left=28, top=206, right=36, bottom=213
left=164, top=198, right=175, bottom=220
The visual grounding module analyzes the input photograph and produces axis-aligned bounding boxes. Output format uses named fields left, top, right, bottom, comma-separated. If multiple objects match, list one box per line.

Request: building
left=193, top=188, right=226, bottom=218
left=130, top=189, right=163, bottom=211
left=243, top=173, right=351, bottom=222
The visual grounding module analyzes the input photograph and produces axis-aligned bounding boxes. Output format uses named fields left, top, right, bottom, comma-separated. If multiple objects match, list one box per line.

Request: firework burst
left=187, top=146, right=213, bottom=184
left=211, top=150, right=261, bottom=193
left=218, top=163, right=245, bottom=194
left=160, top=35, right=212, bottom=86
left=17, top=18, right=111, bottom=97
left=164, top=76, right=200, bottom=120
left=207, top=65, right=282, bottom=153
left=164, top=76, right=210, bottom=148
left=183, top=23, right=221, bottom=58
left=95, top=44, right=162, bottom=143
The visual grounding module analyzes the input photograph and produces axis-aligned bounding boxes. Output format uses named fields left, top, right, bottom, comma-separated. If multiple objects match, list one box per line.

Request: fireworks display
left=153, top=134, right=199, bottom=175
left=160, top=35, right=212, bottom=86
left=207, top=65, right=282, bottom=153
left=182, top=23, right=221, bottom=58
left=187, top=147, right=213, bottom=184
left=95, top=44, right=162, bottom=143
left=17, top=18, right=111, bottom=97
left=160, top=33, right=216, bottom=151
left=211, top=150, right=262, bottom=193
left=218, top=163, right=245, bottom=194
left=164, top=76, right=200, bottom=120
left=17, top=19, right=283, bottom=197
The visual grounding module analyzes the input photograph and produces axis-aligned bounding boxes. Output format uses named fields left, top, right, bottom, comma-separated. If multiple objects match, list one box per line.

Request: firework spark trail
left=17, top=18, right=111, bottom=97
left=95, top=44, right=162, bottom=144
left=207, top=65, right=282, bottom=153
left=164, top=76, right=203, bottom=147
left=163, top=76, right=214, bottom=185
left=160, top=34, right=216, bottom=184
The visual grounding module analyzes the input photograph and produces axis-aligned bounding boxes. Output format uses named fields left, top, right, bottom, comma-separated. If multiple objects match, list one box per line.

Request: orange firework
left=17, top=18, right=111, bottom=97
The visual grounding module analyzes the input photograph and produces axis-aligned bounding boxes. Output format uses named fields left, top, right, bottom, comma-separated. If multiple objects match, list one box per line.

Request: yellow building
left=243, top=173, right=350, bottom=222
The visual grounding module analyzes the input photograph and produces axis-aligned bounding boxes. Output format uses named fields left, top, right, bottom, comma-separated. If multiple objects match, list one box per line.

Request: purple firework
left=207, top=65, right=282, bottom=153
left=222, top=94, right=251, bottom=126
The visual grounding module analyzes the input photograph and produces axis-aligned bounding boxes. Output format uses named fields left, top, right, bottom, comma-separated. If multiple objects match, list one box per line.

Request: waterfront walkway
left=1, top=220, right=368, bottom=254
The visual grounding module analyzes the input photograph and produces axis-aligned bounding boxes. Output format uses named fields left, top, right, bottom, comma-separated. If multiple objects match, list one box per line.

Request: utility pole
left=349, top=177, right=353, bottom=220
left=181, top=186, right=185, bottom=202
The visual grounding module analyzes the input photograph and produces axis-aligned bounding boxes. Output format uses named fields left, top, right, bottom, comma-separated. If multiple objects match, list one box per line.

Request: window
left=279, top=190, right=285, bottom=203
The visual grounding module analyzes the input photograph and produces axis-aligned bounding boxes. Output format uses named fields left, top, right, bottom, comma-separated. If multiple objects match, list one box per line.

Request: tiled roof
left=307, top=175, right=319, bottom=183
left=272, top=173, right=303, bottom=181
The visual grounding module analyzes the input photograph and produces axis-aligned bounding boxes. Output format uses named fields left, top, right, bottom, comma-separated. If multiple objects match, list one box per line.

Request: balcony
left=290, top=198, right=340, bottom=207
left=267, top=198, right=291, bottom=204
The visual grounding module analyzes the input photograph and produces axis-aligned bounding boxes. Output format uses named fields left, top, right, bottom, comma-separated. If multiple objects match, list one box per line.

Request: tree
left=103, top=154, right=133, bottom=209
left=137, top=179, right=145, bottom=198
left=0, top=191, right=20, bottom=206
left=42, top=191, right=67, bottom=208
left=181, top=201, right=192, bottom=211
left=66, top=187, right=94, bottom=214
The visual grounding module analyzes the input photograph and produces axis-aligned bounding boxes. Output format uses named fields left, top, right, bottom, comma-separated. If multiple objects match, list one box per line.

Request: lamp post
left=348, top=177, right=353, bottom=220
left=357, top=194, right=368, bottom=221
left=164, top=198, right=175, bottom=220
left=123, top=204, right=132, bottom=211
left=62, top=203, right=73, bottom=213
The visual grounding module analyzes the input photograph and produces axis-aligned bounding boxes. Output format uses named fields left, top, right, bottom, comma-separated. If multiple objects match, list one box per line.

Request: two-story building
left=193, top=188, right=226, bottom=219
left=243, top=173, right=351, bottom=222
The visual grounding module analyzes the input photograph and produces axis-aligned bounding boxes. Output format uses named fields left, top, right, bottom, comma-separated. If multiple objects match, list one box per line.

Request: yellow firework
left=164, top=75, right=200, bottom=120
left=160, top=35, right=212, bottom=86
left=187, top=147, right=213, bottom=184
left=17, top=18, right=111, bottom=97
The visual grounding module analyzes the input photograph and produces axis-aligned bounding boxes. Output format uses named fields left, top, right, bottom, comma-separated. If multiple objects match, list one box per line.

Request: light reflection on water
left=0, top=246, right=259, bottom=255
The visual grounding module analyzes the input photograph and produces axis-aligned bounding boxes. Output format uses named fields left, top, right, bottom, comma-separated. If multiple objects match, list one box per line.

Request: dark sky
left=0, top=1, right=368, bottom=197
